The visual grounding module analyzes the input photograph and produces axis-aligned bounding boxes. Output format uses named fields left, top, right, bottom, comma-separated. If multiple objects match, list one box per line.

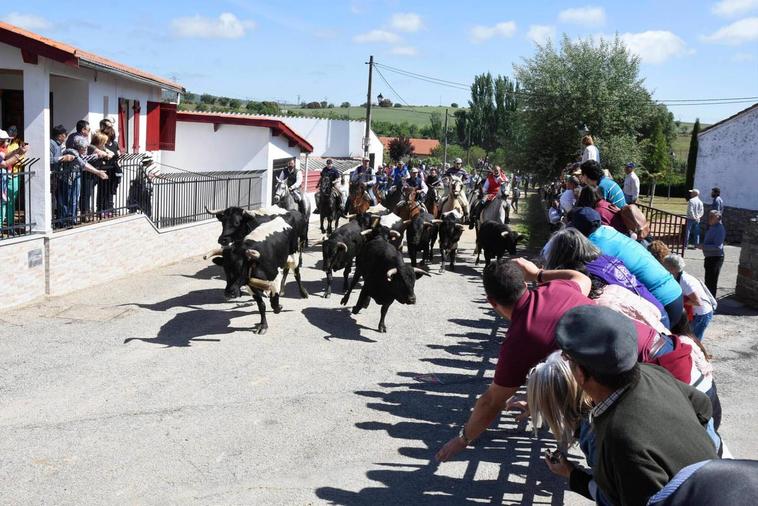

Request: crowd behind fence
left=0, top=153, right=265, bottom=242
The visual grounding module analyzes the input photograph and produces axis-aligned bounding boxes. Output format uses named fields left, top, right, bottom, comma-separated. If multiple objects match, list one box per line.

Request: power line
left=374, top=66, right=412, bottom=106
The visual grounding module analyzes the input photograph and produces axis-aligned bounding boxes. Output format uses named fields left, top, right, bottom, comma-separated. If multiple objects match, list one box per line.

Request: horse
left=273, top=179, right=311, bottom=248
left=348, top=181, right=373, bottom=215
left=424, top=184, right=441, bottom=218
left=395, top=186, right=423, bottom=222
left=439, top=176, right=467, bottom=217
left=318, top=176, right=341, bottom=235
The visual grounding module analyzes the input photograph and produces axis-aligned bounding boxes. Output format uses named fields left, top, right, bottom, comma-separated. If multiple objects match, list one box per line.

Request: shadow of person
left=124, top=308, right=249, bottom=347
left=176, top=264, right=223, bottom=281
left=302, top=307, right=376, bottom=343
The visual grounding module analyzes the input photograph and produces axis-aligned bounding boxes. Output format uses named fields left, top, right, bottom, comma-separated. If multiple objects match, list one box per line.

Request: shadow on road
left=124, top=308, right=250, bottom=347
left=315, top=303, right=568, bottom=505
left=302, top=307, right=377, bottom=343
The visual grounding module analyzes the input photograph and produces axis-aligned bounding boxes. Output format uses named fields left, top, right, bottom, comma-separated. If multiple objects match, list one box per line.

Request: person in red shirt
left=435, top=257, right=693, bottom=463
left=575, top=186, right=628, bottom=235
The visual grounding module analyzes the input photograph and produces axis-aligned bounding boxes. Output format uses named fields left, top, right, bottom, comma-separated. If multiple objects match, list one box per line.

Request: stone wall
left=736, top=217, right=758, bottom=308
left=2, top=215, right=220, bottom=308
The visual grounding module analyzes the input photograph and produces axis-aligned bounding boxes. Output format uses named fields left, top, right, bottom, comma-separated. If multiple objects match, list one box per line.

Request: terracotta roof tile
left=378, top=136, right=440, bottom=156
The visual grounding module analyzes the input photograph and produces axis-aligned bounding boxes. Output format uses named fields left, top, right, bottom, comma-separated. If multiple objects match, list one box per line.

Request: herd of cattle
left=202, top=196, right=524, bottom=335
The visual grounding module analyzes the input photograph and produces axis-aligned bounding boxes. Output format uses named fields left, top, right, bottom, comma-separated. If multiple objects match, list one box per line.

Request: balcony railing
left=1, top=158, right=39, bottom=240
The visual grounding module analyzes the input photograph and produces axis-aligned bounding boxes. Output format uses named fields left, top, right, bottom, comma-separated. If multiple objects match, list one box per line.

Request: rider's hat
left=454, top=157, right=463, bottom=164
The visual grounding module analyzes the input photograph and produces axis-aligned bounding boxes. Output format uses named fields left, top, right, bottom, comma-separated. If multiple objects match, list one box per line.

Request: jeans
left=685, top=219, right=700, bottom=246
left=624, top=193, right=636, bottom=204
left=692, top=311, right=713, bottom=341
left=663, top=295, right=685, bottom=330
left=704, top=256, right=724, bottom=298
left=56, top=175, right=81, bottom=227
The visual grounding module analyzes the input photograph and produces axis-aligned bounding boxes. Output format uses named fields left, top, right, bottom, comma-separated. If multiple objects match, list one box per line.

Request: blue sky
left=6, top=0, right=757, bottom=123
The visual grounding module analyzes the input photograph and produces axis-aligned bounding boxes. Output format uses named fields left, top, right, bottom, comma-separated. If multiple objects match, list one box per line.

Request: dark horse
left=318, top=176, right=341, bottom=234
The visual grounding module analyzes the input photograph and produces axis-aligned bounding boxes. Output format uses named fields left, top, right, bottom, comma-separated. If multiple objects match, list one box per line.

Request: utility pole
left=363, top=55, right=374, bottom=160
left=443, top=108, right=449, bottom=168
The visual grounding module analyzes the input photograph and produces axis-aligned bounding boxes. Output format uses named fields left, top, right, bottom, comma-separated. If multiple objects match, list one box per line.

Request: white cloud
left=732, top=51, right=756, bottom=61
left=470, top=21, right=517, bottom=42
left=391, top=46, right=418, bottom=56
left=712, top=0, right=758, bottom=17
left=391, top=13, right=423, bottom=32
left=703, top=17, right=758, bottom=44
left=527, top=25, right=555, bottom=45
left=171, top=13, right=256, bottom=39
left=559, top=6, right=606, bottom=26
left=2, top=12, right=52, bottom=31
left=619, top=31, right=692, bottom=64
left=353, top=29, right=400, bottom=44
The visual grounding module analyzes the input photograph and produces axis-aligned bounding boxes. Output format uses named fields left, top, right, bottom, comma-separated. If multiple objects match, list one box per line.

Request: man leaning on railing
left=55, top=137, right=108, bottom=228
left=0, top=129, right=29, bottom=237
left=50, top=124, right=76, bottom=228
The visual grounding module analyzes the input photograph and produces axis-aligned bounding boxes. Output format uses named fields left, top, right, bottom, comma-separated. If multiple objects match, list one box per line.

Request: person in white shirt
left=663, top=254, right=716, bottom=341
left=685, top=189, right=704, bottom=248
left=560, top=176, right=580, bottom=214
left=623, top=162, right=640, bottom=204
left=580, top=135, right=599, bottom=163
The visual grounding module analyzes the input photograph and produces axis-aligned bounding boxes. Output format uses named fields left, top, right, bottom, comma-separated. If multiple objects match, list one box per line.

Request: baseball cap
left=0, top=130, right=11, bottom=140
left=569, top=207, right=602, bottom=237
left=625, top=162, right=636, bottom=169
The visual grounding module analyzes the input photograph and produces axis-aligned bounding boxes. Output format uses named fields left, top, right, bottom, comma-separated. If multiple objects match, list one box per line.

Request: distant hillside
left=283, top=105, right=458, bottom=128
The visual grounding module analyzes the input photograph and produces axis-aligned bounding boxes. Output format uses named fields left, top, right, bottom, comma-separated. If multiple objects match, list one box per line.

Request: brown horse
left=425, top=185, right=441, bottom=218
left=348, top=181, right=372, bottom=214
left=395, top=187, right=423, bottom=222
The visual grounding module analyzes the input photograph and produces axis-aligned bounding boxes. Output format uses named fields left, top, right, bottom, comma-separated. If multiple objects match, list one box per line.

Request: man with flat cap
left=552, top=305, right=717, bottom=506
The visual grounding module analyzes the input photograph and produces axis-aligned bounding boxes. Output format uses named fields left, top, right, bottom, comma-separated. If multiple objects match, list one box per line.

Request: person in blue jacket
left=570, top=207, right=684, bottom=326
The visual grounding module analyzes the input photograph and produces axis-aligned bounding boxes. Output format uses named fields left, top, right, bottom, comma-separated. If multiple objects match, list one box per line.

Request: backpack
left=620, top=203, right=650, bottom=238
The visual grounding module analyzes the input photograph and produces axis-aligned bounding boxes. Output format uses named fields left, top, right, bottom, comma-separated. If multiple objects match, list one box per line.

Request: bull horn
left=245, top=249, right=261, bottom=260
left=403, top=219, right=412, bottom=225
left=432, top=219, right=443, bottom=224
left=413, top=268, right=431, bottom=277
left=389, top=230, right=401, bottom=239
left=205, top=205, right=224, bottom=215
left=360, top=229, right=373, bottom=237
left=344, top=213, right=356, bottom=220
left=336, top=241, right=348, bottom=252
left=455, top=224, right=465, bottom=230
left=203, top=247, right=224, bottom=260
left=386, top=267, right=398, bottom=280
left=423, top=221, right=433, bottom=227
left=501, top=230, right=509, bottom=238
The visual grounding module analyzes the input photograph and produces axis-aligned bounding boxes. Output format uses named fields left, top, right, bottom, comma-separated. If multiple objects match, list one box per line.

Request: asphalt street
left=2, top=202, right=756, bottom=505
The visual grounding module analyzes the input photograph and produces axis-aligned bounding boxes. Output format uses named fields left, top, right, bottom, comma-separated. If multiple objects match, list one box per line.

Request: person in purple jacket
left=544, top=227, right=670, bottom=329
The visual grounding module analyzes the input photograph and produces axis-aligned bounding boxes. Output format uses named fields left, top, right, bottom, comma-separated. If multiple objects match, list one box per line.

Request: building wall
left=695, top=107, right=758, bottom=212
left=737, top=217, right=758, bottom=308
left=45, top=215, right=219, bottom=297
left=0, top=235, right=47, bottom=307
left=50, top=74, right=89, bottom=133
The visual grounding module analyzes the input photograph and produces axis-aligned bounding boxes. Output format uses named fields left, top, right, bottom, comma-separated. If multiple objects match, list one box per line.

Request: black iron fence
left=636, top=203, right=686, bottom=256
left=1, top=157, right=39, bottom=240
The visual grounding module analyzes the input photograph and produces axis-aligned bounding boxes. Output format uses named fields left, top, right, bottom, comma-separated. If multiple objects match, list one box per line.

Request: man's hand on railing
left=61, top=154, right=75, bottom=163
left=96, top=170, right=108, bottom=180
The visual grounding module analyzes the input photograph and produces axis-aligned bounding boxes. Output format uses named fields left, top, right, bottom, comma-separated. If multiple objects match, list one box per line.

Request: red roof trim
left=177, top=112, right=313, bottom=153
left=0, top=22, right=183, bottom=92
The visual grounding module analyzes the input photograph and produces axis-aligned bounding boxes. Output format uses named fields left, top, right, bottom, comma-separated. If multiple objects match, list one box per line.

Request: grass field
left=283, top=105, right=456, bottom=127
left=638, top=196, right=688, bottom=215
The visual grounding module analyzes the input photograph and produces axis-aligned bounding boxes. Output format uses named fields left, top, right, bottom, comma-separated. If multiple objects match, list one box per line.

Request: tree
left=514, top=35, right=655, bottom=178
left=685, top=119, right=700, bottom=190
left=643, top=119, right=672, bottom=203
left=393, top=103, right=403, bottom=108
left=428, top=112, right=443, bottom=142
left=306, top=101, right=322, bottom=109
left=200, top=93, right=216, bottom=105
left=228, top=98, right=241, bottom=109
left=183, top=92, right=198, bottom=103
left=195, top=103, right=208, bottom=112
left=451, top=103, right=459, bottom=108
left=467, top=73, right=496, bottom=154
left=388, top=136, right=414, bottom=162
left=217, top=97, right=230, bottom=107
left=320, top=100, right=328, bottom=108
left=379, top=98, right=394, bottom=107
left=340, top=102, right=351, bottom=108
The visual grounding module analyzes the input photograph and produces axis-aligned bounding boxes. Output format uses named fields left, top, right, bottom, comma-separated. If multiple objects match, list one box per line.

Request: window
left=146, top=101, right=177, bottom=151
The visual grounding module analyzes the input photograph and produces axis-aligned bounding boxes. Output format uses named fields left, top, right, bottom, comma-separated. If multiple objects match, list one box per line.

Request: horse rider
left=426, top=166, right=443, bottom=193
left=470, top=165, right=506, bottom=227
left=375, top=164, right=388, bottom=193
left=389, top=160, right=410, bottom=194
left=276, top=158, right=305, bottom=215
left=442, top=158, right=471, bottom=222
left=314, top=158, right=344, bottom=214
left=405, top=167, right=428, bottom=207
left=349, top=156, right=377, bottom=210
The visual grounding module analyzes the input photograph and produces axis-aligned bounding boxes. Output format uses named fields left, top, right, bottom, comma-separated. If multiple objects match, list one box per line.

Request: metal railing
left=51, top=153, right=264, bottom=231
left=1, top=158, right=39, bottom=240
left=636, top=203, right=686, bottom=256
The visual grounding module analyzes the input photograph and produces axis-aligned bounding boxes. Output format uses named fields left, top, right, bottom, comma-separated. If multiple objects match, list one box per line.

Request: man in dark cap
left=552, top=305, right=718, bottom=506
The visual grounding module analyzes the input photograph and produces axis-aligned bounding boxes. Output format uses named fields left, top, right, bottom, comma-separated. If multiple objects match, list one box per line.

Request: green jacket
left=593, top=364, right=717, bottom=506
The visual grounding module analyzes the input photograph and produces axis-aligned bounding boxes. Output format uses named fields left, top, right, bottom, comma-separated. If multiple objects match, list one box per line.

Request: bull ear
left=211, top=257, right=224, bottom=266
left=245, top=249, right=261, bottom=260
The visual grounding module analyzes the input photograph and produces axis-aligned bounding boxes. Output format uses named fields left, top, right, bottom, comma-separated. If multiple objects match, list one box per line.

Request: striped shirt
left=598, top=177, right=627, bottom=208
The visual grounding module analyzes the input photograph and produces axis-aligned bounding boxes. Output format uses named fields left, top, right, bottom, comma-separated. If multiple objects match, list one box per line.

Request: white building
left=695, top=103, right=758, bottom=242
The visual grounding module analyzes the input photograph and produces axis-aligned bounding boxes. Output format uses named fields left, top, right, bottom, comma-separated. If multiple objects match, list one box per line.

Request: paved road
left=2, top=204, right=756, bottom=505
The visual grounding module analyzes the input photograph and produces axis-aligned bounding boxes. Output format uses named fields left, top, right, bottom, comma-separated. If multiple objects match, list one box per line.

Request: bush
left=228, top=98, right=241, bottom=109
left=195, top=103, right=208, bottom=112
left=393, top=103, right=403, bottom=108
left=451, top=103, right=458, bottom=108
left=306, top=101, right=322, bottom=109
left=200, top=93, right=215, bottom=105
left=379, top=98, right=393, bottom=108
left=340, top=102, right=351, bottom=108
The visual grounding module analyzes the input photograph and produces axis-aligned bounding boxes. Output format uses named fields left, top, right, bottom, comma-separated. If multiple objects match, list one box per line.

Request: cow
left=475, top=220, right=525, bottom=266
left=321, top=214, right=372, bottom=298
left=434, top=209, right=466, bottom=273
left=404, top=210, right=437, bottom=267
left=203, top=216, right=308, bottom=334
left=340, top=235, right=430, bottom=333
left=206, top=205, right=307, bottom=268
